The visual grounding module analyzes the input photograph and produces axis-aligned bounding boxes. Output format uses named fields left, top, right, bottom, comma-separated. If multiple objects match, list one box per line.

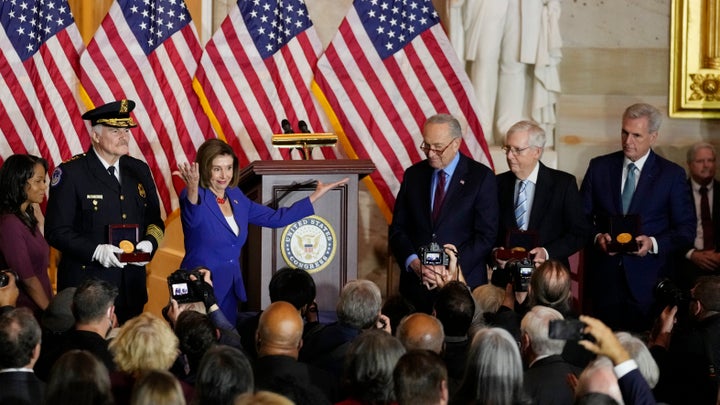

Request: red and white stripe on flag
left=0, top=0, right=87, bottom=169
left=313, top=0, right=493, bottom=221
left=79, top=0, right=214, bottom=216
left=194, top=0, right=343, bottom=167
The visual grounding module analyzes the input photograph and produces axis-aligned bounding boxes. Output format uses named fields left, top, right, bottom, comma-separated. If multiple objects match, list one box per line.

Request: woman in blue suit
left=177, top=139, right=346, bottom=324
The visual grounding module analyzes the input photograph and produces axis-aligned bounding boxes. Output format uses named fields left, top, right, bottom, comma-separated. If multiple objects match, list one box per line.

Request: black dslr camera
left=419, top=242, right=450, bottom=266
left=0, top=270, right=17, bottom=288
left=655, top=278, right=687, bottom=308
left=491, top=257, right=534, bottom=292
left=167, top=269, right=204, bottom=303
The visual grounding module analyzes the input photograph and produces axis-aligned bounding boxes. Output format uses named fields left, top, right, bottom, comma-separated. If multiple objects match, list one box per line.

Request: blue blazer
left=390, top=153, right=498, bottom=300
left=581, top=150, right=695, bottom=311
left=180, top=186, right=313, bottom=324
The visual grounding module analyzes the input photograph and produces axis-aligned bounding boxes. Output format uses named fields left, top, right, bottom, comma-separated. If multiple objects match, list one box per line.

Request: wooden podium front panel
left=240, top=160, right=373, bottom=312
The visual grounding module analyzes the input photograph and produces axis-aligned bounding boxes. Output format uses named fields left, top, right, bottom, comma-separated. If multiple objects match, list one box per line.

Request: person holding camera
left=176, top=139, right=347, bottom=325
left=649, top=275, right=720, bottom=404
left=389, top=114, right=498, bottom=313
left=495, top=120, right=590, bottom=272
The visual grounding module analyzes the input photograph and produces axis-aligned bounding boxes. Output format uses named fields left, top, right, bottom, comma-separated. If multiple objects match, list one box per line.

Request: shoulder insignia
left=50, top=167, right=62, bottom=187
left=138, top=183, right=146, bottom=198
left=63, top=153, right=85, bottom=163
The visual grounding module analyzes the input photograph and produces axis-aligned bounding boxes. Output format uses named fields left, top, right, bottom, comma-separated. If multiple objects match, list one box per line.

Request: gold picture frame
left=670, top=0, right=720, bottom=118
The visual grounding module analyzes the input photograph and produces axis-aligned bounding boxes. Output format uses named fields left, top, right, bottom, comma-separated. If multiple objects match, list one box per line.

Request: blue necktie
left=515, top=180, right=528, bottom=230
left=622, top=163, right=636, bottom=214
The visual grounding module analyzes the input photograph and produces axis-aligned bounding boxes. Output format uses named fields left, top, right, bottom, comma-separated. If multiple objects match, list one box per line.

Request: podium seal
left=281, top=215, right=337, bottom=273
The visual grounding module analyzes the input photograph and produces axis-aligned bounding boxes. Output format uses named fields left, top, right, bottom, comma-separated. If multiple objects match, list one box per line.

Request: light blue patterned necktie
left=515, top=180, right=528, bottom=230
left=622, top=163, right=636, bottom=214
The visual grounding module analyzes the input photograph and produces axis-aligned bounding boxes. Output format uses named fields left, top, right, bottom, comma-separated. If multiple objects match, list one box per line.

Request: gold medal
left=119, top=240, right=135, bottom=253
left=510, top=247, right=526, bottom=252
left=616, top=233, right=632, bottom=244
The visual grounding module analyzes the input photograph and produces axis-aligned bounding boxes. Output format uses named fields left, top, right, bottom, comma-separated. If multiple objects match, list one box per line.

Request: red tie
left=432, top=171, right=446, bottom=223
left=700, top=186, right=714, bottom=250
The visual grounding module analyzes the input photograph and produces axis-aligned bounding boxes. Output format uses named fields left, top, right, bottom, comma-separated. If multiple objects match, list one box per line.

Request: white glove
left=134, top=240, right=153, bottom=266
left=136, top=240, right=153, bottom=254
left=92, top=244, right=126, bottom=268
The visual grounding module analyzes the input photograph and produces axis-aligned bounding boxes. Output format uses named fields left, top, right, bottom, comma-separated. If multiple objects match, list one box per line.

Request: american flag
left=79, top=0, right=214, bottom=216
left=313, top=0, right=493, bottom=220
left=0, top=0, right=87, bottom=168
left=194, top=0, right=342, bottom=166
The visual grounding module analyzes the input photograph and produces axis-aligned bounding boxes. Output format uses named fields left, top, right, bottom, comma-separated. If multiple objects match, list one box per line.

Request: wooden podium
left=237, top=159, right=375, bottom=312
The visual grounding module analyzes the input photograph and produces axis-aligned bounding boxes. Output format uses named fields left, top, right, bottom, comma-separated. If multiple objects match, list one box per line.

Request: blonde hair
left=234, top=391, right=293, bottom=405
left=131, top=370, right=185, bottom=405
left=110, top=313, right=179, bottom=376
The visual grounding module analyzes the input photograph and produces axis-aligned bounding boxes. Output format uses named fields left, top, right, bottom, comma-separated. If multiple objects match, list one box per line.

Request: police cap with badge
left=82, top=99, right=138, bottom=128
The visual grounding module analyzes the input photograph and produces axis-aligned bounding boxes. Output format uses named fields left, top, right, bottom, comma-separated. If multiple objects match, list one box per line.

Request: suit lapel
left=435, top=155, right=467, bottom=225
left=88, top=148, right=121, bottom=193
left=628, top=151, right=658, bottom=214
left=205, top=188, right=236, bottom=234
left=610, top=152, right=625, bottom=214
left=528, top=163, right=552, bottom=230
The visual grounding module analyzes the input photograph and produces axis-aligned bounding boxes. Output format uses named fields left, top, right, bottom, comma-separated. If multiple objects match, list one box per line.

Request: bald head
left=396, top=313, right=445, bottom=354
left=576, top=359, right=623, bottom=404
left=256, top=301, right=303, bottom=358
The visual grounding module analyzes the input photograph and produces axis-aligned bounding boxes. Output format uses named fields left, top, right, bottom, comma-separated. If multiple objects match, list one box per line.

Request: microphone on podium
left=281, top=119, right=294, bottom=134
left=298, top=120, right=310, bottom=134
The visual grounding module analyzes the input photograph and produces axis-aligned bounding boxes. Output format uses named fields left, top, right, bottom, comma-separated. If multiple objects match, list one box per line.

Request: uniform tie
left=515, top=180, right=528, bottom=230
left=621, top=163, right=636, bottom=214
left=432, top=170, right=447, bottom=223
left=108, top=166, right=119, bottom=185
left=700, top=185, right=714, bottom=250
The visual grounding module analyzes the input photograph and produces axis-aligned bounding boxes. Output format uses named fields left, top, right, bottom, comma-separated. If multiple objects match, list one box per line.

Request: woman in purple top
left=0, top=154, right=53, bottom=316
left=176, top=139, right=347, bottom=324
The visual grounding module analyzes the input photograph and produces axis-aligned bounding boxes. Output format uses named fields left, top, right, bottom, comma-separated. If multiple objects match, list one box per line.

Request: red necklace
left=216, top=195, right=226, bottom=204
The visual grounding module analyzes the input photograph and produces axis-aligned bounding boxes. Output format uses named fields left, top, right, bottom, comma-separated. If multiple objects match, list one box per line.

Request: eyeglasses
left=420, top=140, right=455, bottom=155
left=501, top=145, right=533, bottom=156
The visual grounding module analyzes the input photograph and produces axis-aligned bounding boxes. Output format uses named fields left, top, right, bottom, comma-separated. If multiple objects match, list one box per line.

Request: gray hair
left=506, top=120, right=546, bottom=148
left=687, top=142, right=717, bottom=163
left=458, top=327, right=525, bottom=404
left=576, top=357, right=624, bottom=405
left=615, top=332, right=659, bottom=388
left=521, top=306, right=565, bottom=356
left=424, top=114, right=462, bottom=139
left=623, top=103, right=662, bottom=133
left=337, top=280, right=382, bottom=329
left=344, top=329, right=406, bottom=403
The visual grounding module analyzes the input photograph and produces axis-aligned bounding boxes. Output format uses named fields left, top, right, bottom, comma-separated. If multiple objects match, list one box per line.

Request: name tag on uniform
left=87, top=194, right=103, bottom=199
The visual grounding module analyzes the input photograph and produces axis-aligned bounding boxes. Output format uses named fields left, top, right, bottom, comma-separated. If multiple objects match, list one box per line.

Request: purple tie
left=432, top=171, right=446, bottom=223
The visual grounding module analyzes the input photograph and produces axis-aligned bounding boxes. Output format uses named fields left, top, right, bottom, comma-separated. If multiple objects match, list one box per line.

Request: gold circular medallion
left=510, top=247, right=526, bottom=252
left=119, top=240, right=135, bottom=253
left=616, top=233, right=632, bottom=244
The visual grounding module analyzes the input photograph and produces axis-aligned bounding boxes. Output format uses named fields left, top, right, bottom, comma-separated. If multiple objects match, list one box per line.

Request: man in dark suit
left=0, top=308, right=44, bottom=405
left=521, top=305, right=582, bottom=405
left=495, top=120, right=590, bottom=269
left=45, top=100, right=164, bottom=323
left=580, top=103, right=695, bottom=332
left=389, top=114, right=498, bottom=313
left=681, top=142, right=720, bottom=289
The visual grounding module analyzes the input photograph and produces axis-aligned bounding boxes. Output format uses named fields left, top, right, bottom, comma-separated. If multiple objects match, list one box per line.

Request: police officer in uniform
left=45, top=99, right=164, bottom=324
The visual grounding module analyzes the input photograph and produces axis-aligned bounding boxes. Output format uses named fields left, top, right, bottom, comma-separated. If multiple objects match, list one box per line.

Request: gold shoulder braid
left=146, top=224, right=164, bottom=244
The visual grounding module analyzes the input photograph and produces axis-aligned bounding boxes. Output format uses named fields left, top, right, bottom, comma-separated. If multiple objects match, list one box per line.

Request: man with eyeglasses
left=580, top=103, right=695, bottom=333
left=45, top=100, right=164, bottom=324
left=389, top=114, right=498, bottom=313
left=495, top=120, right=590, bottom=275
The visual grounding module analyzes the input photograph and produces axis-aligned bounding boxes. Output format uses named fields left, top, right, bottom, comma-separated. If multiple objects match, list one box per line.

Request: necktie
left=432, top=171, right=446, bottom=223
left=515, top=180, right=528, bottom=230
left=621, top=163, right=636, bottom=214
left=108, top=166, right=119, bottom=185
left=700, top=186, right=714, bottom=250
